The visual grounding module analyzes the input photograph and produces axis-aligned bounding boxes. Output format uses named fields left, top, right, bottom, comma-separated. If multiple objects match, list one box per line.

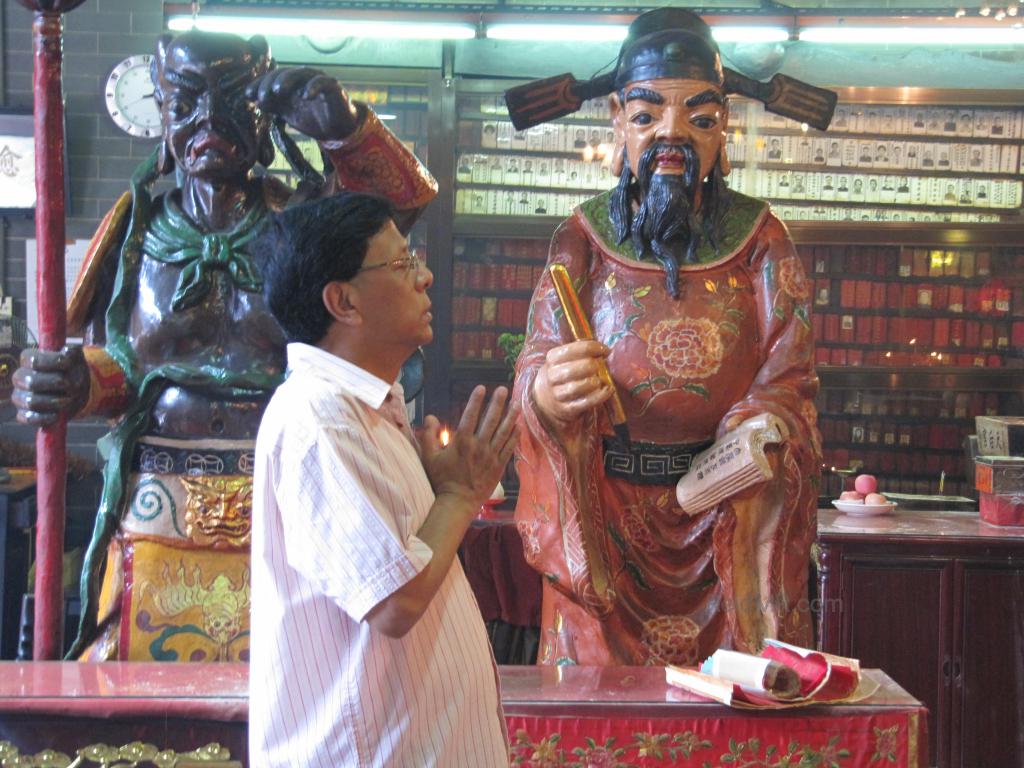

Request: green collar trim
left=578, top=189, right=768, bottom=266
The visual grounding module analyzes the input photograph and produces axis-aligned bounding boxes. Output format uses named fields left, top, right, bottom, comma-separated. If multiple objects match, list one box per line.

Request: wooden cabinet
left=815, top=365, right=1023, bottom=500
left=798, top=224, right=1024, bottom=499
left=817, top=508, right=1024, bottom=767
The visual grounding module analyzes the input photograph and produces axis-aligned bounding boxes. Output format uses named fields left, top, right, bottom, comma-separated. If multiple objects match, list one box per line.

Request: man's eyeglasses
left=357, top=252, right=423, bottom=277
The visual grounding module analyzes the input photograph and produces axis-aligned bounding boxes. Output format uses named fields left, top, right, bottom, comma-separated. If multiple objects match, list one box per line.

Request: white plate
left=833, top=514, right=897, bottom=530
left=831, top=500, right=897, bottom=516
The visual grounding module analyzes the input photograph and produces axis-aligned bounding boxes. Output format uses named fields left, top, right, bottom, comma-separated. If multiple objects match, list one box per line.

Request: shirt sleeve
left=272, top=421, right=434, bottom=622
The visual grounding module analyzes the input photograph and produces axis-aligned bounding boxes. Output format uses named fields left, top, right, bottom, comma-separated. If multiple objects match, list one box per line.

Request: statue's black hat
left=614, top=8, right=724, bottom=89
left=503, top=7, right=836, bottom=133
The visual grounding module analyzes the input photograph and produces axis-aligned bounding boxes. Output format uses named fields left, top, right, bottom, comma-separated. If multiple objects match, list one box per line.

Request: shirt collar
left=286, top=342, right=404, bottom=411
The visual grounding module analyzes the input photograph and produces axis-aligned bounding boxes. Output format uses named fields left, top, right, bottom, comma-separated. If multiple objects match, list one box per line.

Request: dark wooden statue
left=13, top=30, right=436, bottom=660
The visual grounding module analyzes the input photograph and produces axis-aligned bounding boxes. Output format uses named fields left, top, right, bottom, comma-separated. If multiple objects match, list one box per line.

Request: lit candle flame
left=440, top=428, right=450, bottom=447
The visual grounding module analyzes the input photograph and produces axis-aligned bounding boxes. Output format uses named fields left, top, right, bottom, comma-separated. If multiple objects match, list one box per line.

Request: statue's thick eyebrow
left=624, top=87, right=664, bottom=105
left=162, top=67, right=205, bottom=92
left=686, top=89, right=725, bottom=107
left=219, top=67, right=255, bottom=94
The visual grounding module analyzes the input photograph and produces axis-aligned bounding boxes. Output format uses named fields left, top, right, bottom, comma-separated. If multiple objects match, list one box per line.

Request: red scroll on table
left=666, top=640, right=867, bottom=709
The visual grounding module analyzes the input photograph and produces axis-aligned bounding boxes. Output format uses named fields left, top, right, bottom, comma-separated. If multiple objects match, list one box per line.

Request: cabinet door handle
left=952, top=657, right=963, bottom=688
left=942, top=655, right=952, bottom=685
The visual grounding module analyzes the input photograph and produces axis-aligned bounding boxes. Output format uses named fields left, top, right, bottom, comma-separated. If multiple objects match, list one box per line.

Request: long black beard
left=609, top=142, right=731, bottom=298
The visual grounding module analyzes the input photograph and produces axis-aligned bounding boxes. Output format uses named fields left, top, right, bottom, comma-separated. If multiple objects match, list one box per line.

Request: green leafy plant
left=497, top=332, right=525, bottom=375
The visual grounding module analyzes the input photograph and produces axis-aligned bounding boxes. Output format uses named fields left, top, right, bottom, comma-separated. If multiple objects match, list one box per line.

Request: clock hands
left=126, top=92, right=156, bottom=108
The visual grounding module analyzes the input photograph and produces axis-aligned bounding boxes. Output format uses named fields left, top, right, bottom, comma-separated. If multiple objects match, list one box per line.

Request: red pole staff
left=17, top=0, right=86, bottom=660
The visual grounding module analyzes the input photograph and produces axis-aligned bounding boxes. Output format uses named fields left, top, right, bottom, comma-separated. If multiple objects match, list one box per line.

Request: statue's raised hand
left=12, top=345, right=89, bottom=427
left=245, top=67, right=359, bottom=142
left=533, top=340, right=612, bottom=429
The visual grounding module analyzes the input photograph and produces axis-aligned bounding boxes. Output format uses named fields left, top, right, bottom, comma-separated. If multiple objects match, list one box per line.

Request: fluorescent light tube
left=167, top=15, right=476, bottom=40
left=712, top=26, right=790, bottom=43
left=486, top=23, right=628, bottom=42
left=485, top=23, right=789, bottom=45
left=799, top=26, right=1024, bottom=45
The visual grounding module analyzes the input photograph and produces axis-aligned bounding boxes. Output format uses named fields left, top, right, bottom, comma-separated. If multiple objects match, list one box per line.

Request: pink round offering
left=854, top=474, right=877, bottom=495
left=839, top=490, right=864, bottom=502
left=864, top=492, right=888, bottom=505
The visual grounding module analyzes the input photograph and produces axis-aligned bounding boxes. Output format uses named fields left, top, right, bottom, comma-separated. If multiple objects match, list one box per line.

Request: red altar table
left=0, top=662, right=249, bottom=764
left=503, top=665, right=927, bottom=767
left=0, top=663, right=927, bottom=767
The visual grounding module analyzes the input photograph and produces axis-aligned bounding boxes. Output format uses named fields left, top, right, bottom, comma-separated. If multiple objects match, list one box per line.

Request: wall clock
left=104, top=54, right=161, bottom=138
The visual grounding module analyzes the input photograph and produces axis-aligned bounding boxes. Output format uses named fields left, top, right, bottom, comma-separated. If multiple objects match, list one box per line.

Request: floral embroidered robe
left=514, top=190, right=822, bottom=666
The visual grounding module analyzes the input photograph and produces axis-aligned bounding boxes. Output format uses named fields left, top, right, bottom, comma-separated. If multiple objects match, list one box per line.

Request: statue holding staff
left=14, top=30, right=436, bottom=660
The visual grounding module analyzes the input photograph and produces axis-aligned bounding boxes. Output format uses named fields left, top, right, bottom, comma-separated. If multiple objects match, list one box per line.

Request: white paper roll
left=703, top=649, right=773, bottom=692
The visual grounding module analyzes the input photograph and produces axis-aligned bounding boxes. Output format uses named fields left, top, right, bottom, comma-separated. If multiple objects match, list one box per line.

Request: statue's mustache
left=636, top=142, right=700, bottom=198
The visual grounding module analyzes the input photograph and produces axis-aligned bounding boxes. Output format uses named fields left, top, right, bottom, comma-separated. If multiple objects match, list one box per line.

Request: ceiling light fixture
left=166, top=14, right=477, bottom=40
left=799, top=25, right=1024, bottom=44
left=165, top=9, right=1023, bottom=49
left=484, top=23, right=789, bottom=44
left=712, top=26, right=790, bottom=43
left=485, top=23, right=628, bottom=42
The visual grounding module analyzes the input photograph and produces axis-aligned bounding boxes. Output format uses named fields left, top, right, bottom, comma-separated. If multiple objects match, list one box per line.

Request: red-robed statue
left=13, top=30, right=436, bottom=660
left=513, top=8, right=822, bottom=666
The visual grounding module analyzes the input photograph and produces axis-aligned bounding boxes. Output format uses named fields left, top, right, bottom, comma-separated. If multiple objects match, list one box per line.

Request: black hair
left=251, top=192, right=396, bottom=344
left=609, top=144, right=731, bottom=298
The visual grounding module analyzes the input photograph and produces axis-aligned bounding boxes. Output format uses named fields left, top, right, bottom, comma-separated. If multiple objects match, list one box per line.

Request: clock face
left=105, top=54, right=162, bottom=139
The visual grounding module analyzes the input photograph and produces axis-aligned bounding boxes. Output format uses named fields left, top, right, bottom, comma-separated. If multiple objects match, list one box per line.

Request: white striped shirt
left=249, top=343, right=508, bottom=767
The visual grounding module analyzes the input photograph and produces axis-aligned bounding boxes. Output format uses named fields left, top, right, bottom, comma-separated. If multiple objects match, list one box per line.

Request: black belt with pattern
left=131, top=442, right=256, bottom=476
left=602, top=436, right=714, bottom=486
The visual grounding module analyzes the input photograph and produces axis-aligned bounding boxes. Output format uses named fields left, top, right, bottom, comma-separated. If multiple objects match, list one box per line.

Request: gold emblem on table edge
left=0, top=740, right=239, bottom=767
